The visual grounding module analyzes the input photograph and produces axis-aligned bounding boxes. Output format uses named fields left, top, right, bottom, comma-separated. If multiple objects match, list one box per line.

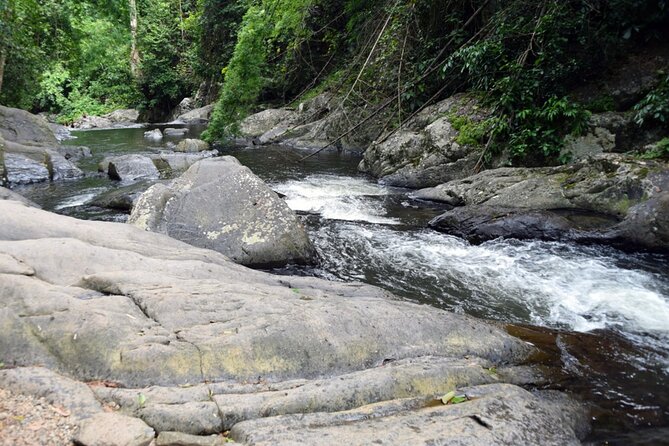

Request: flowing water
left=16, top=128, right=669, bottom=444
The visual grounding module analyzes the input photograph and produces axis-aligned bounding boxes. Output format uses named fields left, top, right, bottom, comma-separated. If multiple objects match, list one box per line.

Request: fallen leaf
left=51, top=405, right=71, bottom=417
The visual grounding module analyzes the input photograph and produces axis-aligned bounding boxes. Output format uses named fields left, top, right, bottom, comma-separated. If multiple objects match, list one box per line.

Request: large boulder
left=151, top=151, right=218, bottom=174
left=101, top=154, right=161, bottom=182
left=72, top=109, right=141, bottom=130
left=2, top=137, right=83, bottom=185
left=176, top=104, right=215, bottom=124
left=128, top=157, right=315, bottom=267
left=0, top=106, right=85, bottom=185
left=0, top=198, right=586, bottom=444
left=0, top=105, right=59, bottom=147
left=419, top=154, right=669, bottom=252
left=359, top=94, right=486, bottom=188
left=175, top=139, right=210, bottom=153
left=239, top=109, right=299, bottom=138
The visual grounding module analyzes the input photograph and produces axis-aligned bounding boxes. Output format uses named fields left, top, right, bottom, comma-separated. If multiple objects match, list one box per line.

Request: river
left=15, top=126, right=669, bottom=444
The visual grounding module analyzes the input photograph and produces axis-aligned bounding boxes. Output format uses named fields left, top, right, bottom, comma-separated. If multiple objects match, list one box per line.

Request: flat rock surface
left=0, top=198, right=586, bottom=444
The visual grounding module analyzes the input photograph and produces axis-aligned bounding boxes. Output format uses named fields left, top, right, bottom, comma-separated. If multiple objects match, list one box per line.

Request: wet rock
left=359, top=94, right=486, bottom=188
left=164, top=128, right=189, bottom=137
left=54, top=145, right=92, bottom=161
left=49, top=123, right=75, bottom=141
left=145, top=129, right=164, bottom=141
left=105, top=155, right=160, bottom=181
left=47, top=150, right=85, bottom=181
left=175, top=139, right=210, bottom=153
left=71, top=115, right=114, bottom=130
left=74, top=413, right=155, bottom=446
left=4, top=152, right=49, bottom=185
left=91, top=182, right=155, bottom=212
left=420, top=155, right=669, bottom=252
left=128, top=156, right=315, bottom=267
left=176, top=104, right=215, bottom=124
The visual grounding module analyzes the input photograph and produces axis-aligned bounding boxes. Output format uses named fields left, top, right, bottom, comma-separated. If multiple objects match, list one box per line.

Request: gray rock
left=239, top=109, right=298, bottom=138
left=0, top=367, right=102, bottom=420
left=420, top=155, right=669, bottom=252
left=177, top=105, right=215, bottom=124
left=151, top=151, right=218, bottom=173
left=54, top=145, right=92, bottom=161
left=169, top=98, right=196, bottom=122
left=359, top=94, right=486, bottom=188
left=129, top=157, right=315, bottom=267
left=230, top=384, right=587, bottom=446
left=47, top=150, right=85, bottom=181
left=74, top=412, right=155, bottom=446
left=175, top=139, right=210, bottom=153
left=91, top=182, right=155, bottom=212
left=156, top=432, right=226, bottom=446
left=0, top=105, right=59, bottom=146
left=164, top=128, right=189, bottom=137
left=1, top=199, right=530, bottom=387
left=49, top=123, right=75, bottom=141
left=107, top=109, right=140, bottom=123
left=4, top=152, right=50, bottom=185
left=0, top=199, right=586, bottom=443
left=72, top=115, right=114, bottom=130
left=0, top=187, right=39, bottom=207
left=145, top=129, right=164, bottom=141
left=106, top=155, right=160, bottom=181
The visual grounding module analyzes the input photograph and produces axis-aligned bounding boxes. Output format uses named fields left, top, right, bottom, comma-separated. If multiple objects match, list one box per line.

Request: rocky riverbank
left=0, top=196, right=588, bottom=444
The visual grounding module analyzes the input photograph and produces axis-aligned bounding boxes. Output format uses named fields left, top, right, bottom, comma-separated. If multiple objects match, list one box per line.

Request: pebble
left=0, top=387, right=77, bottom=445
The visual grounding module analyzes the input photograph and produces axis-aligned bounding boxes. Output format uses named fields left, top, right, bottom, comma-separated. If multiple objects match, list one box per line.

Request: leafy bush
left=634, top=72, right=669, bottom=126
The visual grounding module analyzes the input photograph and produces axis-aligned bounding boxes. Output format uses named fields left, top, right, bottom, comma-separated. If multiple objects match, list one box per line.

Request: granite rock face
left=129, top=156, right=315, bottom=267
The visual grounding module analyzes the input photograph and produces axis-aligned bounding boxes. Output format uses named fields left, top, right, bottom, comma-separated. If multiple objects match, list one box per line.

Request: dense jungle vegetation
left=1, top=0, right=668, bottom=163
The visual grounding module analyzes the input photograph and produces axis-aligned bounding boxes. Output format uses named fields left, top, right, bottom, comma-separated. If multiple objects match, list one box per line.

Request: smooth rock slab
left=74, top=412, right=155, bottom=446
left=229, top=383, right=587, bottom=445
left=129, top=156, right=315, bottom=267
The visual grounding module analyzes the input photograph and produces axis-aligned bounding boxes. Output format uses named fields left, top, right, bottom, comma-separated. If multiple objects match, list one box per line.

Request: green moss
left=448, top=113, right=491, bottom=147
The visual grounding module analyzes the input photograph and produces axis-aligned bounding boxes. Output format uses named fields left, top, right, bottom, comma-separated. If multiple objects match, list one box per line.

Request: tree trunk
left=129, top=0, right=140, bottom=77
left=0, top=49, right=6, bottom=94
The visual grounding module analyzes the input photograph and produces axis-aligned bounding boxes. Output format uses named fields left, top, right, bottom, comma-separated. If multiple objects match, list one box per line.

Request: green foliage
left=205, top=0, right=316, bottom=140
left=633, top=72, right=669, bottom=126
left=640, top=137, right=669, bottom=159
left=448, top=113, right=493, bottom=147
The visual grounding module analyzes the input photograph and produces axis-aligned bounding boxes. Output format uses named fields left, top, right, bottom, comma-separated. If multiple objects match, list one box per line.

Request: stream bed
left=15, top=127, right=669, bottom=444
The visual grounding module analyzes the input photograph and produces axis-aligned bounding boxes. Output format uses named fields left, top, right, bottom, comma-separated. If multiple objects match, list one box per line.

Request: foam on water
left=54, top=189, right=104, bottom=210
left=273, top=174, right=401, bottom=224
left=312, top=222, right=669, bottom=343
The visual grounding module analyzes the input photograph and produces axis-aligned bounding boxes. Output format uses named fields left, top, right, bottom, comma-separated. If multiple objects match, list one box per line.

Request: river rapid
left=15, top=126, right=669, bottom=444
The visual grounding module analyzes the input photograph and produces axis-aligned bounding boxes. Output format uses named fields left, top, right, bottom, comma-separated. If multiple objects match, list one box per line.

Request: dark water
left=16, top=129, right=669, bottom=444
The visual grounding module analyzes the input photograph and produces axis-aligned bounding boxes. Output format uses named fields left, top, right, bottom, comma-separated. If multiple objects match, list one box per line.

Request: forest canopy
left=1, top=0, right=667, bottom=162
